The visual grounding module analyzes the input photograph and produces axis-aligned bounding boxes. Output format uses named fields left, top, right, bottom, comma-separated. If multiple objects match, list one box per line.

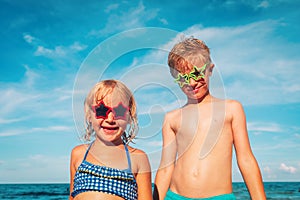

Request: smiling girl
left=69, top=80, right=152, bottom=200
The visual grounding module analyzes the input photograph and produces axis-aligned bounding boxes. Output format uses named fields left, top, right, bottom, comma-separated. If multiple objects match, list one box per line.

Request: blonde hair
left=83, top=79, right=138, bottom=143
left=168, top=37, right=212, bottom=77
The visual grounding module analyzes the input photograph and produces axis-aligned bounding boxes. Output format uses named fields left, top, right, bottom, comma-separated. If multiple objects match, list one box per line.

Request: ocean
left=0, top=182, right=299, bottom=200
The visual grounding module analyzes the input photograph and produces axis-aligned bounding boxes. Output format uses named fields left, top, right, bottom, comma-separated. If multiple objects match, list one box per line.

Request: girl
left=69, top=80, right=152, bottom=200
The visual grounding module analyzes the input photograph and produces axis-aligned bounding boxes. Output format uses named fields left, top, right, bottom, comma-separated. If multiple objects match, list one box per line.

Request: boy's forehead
left=176, top=62, right=206, bottom=74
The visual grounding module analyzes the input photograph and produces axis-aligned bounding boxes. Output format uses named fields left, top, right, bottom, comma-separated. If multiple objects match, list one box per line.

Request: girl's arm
left=134, top=150, right=152, bottom=200
left=69, top=145, right=84, bottom=200
left=69, top=148, right=77, bottom=200
left=154, top=114, right=177, bottom=200
left=231, top=100, right=266, bottom=200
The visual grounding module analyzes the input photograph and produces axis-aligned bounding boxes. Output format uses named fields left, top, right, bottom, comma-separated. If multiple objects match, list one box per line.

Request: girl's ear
left=86, top=111, right=92, bottom=123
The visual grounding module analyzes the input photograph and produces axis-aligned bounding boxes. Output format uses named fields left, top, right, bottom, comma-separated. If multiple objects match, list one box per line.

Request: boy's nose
left=189, top=77, right=205, bottom=87
left=189, top=78, right=198, bottom=87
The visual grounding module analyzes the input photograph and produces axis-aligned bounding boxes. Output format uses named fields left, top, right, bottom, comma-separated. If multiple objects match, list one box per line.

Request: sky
left=0, top=0, right=299, bottom=183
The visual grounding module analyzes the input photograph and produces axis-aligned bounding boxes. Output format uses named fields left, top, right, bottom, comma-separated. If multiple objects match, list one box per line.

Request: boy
left=154, top=37, right=266, bottom=200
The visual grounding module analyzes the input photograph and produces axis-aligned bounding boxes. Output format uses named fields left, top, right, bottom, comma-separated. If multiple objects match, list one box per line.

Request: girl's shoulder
left=71, top=143, right=90, bottom=160
left=127, top=146, right=150, bottom=164
left=127, top=146, right=151, bottom=173
left=127, top=145, right=148, bottom=156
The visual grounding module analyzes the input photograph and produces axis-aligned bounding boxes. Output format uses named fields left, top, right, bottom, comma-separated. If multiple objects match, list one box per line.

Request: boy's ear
left=208, top=63, right=215, bottom=76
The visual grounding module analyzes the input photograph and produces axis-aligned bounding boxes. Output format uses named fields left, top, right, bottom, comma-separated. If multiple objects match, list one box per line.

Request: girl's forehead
left=96, top=92, right=129, bottom=106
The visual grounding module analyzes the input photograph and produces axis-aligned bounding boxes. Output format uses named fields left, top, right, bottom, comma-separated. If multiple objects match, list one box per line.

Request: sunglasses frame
left=91, top=101, right=129, bottom=120
left=174, top=63, right=208, bottom=88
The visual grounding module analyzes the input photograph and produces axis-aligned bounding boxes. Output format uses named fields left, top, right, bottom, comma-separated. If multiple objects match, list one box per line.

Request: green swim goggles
left=174, top=63, right=208, bottom=88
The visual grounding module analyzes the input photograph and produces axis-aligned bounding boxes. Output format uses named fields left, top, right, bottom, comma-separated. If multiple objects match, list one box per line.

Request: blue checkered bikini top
left=71, top=142, right=138, bottom=200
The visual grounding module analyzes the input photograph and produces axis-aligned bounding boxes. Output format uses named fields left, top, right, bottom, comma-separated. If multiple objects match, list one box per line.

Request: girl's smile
left=101, top=125, right=120, bottom=134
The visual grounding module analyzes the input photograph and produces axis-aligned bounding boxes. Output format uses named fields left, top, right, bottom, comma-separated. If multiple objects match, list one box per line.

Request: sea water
left=0, top=182, right=299, bottom=200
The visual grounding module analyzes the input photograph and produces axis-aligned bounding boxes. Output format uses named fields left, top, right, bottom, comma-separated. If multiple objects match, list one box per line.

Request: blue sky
left=0, top=0, right=299, bottom=183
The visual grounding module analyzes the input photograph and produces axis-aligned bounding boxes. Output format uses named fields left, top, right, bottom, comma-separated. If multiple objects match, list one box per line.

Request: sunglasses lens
left=113, top=104, right=129, bottom=119
left=94, top=103, right=109, bottom=118
left=174, top=63, right=208, bottom=87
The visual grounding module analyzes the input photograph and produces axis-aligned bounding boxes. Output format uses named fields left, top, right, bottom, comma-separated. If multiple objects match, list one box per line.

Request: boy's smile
left=182, top=78, right=209, bottom=102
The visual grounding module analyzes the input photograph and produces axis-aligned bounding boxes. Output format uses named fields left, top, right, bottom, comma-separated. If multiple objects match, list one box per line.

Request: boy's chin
left=186, top=91, right=209, bottom=101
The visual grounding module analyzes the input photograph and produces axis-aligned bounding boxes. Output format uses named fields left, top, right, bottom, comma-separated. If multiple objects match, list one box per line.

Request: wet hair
left=168, top=37, right=212, bottom=77
left=83, top=79, right=138, bottom=143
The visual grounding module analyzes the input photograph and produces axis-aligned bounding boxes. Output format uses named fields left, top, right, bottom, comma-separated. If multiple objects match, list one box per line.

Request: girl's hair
left=83, top=79, right=138, bottom=144
left=168, top=37, right=212, bottom=77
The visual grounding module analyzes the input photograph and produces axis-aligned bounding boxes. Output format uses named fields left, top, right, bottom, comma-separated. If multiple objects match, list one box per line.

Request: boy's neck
left=187, top=91, right=212, bottom=104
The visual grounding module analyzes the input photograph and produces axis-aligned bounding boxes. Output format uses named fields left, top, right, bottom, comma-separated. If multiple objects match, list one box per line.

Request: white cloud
left=35, top=46, right=66, bottom=58
left=264, top=166, right=271, bottom=173
left=23, top=34, right=36, bottom=44
left=0, top=117, right=27, bottom=124
left=261, top=165, right=279, bottom=179
left=0, top=125, right=73, bottom=137
left=247, top=122, right=283, bottom=133
left=105, top=3, right=119, bottom=13
left=257, top=1, right=270, bottom=8
left=33, top=42, right=86, bottom=59
left=0, top=154, right=69, bottom=183
left=159, top=18, right=168, bottom=25
left=81, top=19, right=300, bottom=113
left=279, top=163, right=297, bottom=174
left=177, top=21, right=300, bottom=105
left=0, top=87, right=40, bottom=116
left=0, top=72, right=73, bottom=126
left=113, top=20, right=300, bottom=106
left=23, top=64, right=40, bottom=87
left=70, top=42, right=87, bottom=51
left=90, top=1, right=159, bottom=36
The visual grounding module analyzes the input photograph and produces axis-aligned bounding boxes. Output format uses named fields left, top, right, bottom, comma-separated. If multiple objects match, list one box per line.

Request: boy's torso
left=169, top=98, right=234, bottom=198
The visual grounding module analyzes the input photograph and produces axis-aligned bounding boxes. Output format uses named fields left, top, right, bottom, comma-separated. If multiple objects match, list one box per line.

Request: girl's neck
left=94, top=136, right=124, bottom=148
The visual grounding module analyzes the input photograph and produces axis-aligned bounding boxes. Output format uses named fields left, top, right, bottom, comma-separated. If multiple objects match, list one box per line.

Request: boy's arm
left=231, top=101, right=266, bottom=200
left=154, top=114, right=177, bottom=200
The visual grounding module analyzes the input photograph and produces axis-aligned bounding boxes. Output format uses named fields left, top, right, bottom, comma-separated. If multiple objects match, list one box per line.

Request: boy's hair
left=168, top=37, right=212, bottom=77
left=83, top=79, right=138, bottom=143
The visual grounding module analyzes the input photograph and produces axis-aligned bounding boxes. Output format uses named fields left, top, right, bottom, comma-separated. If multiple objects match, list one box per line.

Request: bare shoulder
left=71, top=144, right=89, bottom=163
left=128, top=146, right=150, bottom=173
left=226, top=99, right=243, bottom=110
left=226, top=99, right=242, bottom=106
left=164, top=107, right=182, bottom=125
left=225, top=99, right=245, bottom=120
left=166, top=107, right=181, bottom=118
left=128, top=146, right=149, bottom=160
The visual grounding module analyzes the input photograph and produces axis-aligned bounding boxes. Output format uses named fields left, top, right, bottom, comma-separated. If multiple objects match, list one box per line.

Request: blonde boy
left=154, top=37, right=266, bottom=200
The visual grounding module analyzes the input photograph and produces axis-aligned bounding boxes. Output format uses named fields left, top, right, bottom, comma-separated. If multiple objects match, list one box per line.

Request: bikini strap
left=82, top=141, right=94, bottom=161
left=124, top=143, right=132, bottom=172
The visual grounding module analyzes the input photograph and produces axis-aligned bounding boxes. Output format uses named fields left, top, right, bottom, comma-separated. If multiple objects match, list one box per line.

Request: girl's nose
left=106, top=112, right=115, bottom=122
